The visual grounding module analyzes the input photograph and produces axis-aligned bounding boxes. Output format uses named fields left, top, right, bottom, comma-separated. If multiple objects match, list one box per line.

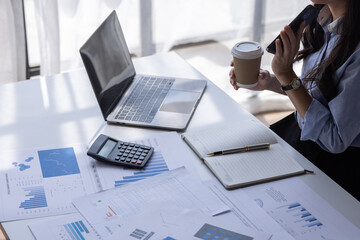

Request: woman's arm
left=271, top=23, right=312, bottom=119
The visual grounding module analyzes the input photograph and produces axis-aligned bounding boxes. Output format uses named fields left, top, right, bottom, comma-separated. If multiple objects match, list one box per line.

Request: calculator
left=87, top=134, right=154, bottom=168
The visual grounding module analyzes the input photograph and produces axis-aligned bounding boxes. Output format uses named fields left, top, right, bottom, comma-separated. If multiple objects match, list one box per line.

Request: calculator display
left=98, top=139, right=117, bottom=157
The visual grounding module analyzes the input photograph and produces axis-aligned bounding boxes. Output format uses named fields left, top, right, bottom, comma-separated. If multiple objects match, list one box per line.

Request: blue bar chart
left=63, top=220, right=90, bottom=240
left=276, top=202, right=323, bottom=229
left=114, top=151, right=169, bottom=187
left=19, top=186, right=48, bottom=209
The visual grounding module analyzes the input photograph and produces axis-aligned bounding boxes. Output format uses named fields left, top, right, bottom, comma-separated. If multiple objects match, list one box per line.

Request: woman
left=229, top=0, right=360, bottom=200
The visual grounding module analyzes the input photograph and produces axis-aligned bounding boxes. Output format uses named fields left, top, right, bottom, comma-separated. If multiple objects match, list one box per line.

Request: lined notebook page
left=205, top=144, right=305, bottom=188
left=182, top=119, right=277, bottom=158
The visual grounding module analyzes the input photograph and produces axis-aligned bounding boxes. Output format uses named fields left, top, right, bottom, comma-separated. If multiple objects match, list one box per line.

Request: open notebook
left=182, top=119, right=307, bottom=189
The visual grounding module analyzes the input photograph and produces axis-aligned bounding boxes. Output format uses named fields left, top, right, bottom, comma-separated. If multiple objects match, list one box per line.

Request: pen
left=207, top=143, right=270, bottom=156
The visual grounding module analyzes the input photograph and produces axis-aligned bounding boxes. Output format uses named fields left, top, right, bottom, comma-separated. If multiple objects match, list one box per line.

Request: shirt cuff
left=299, top=99, right=330, bottom=142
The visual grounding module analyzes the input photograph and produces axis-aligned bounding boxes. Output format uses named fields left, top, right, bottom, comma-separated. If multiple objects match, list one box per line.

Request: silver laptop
left=80, top=11, right=206, bottom=131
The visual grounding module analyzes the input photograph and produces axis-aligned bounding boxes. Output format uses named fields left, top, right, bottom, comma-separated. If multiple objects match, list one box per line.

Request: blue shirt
left=297, top=17, right=360, bottom=153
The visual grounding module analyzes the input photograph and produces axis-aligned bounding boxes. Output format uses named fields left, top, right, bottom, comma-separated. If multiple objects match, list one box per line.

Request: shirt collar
left=326, top=16, right=343, bottom=34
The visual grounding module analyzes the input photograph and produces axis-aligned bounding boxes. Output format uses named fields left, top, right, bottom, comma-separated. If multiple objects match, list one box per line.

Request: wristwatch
left=281, top=77, right=302, bottom=91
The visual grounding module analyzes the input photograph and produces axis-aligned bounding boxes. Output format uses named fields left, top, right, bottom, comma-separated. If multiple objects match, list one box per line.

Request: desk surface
left=0, top=52, right=359, bottom=239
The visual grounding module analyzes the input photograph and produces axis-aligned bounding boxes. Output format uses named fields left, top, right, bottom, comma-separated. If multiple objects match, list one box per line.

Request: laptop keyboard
left=115, top=76, right=175, bottom=123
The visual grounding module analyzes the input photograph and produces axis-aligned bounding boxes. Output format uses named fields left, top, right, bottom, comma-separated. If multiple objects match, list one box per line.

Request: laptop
left=79, top=11, right=206, bottom=131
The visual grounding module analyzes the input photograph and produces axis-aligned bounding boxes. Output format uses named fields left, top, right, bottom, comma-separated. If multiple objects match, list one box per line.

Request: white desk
left=0, top=52, right=359, bottom=239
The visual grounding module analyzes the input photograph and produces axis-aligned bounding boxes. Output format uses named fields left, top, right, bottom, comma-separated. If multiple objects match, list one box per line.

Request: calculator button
left=115, top=157, right=120, bottom=161
left=131, top=160, right=137, bottom=164
left=120, top=157, right=126, bottom=161
left=137, top=160, right=143, bottom=165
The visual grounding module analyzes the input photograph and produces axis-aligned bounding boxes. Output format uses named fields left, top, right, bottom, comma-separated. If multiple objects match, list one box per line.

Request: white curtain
left=0, top=0, right=26, bottom=84
left=21, top=0, right=310, bottom=113
left=33, top=0, right=60, bottom=76
left=26, top=0, right=307, bottom=77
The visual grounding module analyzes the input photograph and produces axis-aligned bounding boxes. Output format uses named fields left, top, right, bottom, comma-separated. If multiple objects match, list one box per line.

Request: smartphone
left=266, top=5, right=321, bottom=54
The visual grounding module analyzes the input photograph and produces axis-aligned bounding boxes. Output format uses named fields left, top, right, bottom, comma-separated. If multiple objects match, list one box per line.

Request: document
left=204, top=179, right=295, bottom=240
left=108, top=202, right=272, bottom=240
left=72, top=167, right=230, bottom=239
left=94, top=132, right=193, bottom=190
left=0, top=145, right=100, bottom=221
left=182, top=119, right=306, bottom=189
left=28, top=213, right=101, bottom=240
left=244, top=177, right=360, bottom=240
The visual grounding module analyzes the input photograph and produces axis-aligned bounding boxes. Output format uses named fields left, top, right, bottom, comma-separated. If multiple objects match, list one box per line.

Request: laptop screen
left=80, top=11, right=136, bottom=119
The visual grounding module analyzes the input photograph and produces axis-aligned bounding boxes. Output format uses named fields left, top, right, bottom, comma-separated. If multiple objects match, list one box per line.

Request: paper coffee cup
left=231, top=41, right=264, bottom=88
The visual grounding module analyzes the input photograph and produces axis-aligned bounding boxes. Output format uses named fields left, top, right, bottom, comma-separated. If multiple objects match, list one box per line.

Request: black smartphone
left=266, top=5, right=321, bottom=54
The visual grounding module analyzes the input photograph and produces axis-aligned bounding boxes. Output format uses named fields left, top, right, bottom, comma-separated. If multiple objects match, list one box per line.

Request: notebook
left=182, top=119, right=307, bottom=189
left=79, top=11, right=207, bottom=131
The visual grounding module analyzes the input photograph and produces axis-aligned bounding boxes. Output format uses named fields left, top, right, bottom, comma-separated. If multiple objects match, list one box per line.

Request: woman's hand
left=229, top=61, right=283, bottom=94
left=271, top=22, right=305, bottom=84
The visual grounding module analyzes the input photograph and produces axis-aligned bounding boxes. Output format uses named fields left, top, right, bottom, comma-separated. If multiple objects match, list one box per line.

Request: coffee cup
left=231, top=41, right=264, bottom=88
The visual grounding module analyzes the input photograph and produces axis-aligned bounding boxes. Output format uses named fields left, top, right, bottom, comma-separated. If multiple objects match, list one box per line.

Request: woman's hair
left=296, top=1, right=360, bottom=101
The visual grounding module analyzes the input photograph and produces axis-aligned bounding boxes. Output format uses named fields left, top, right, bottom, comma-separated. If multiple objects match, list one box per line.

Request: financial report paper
left=244, top=177, right=360, bottom=240
left=73, top=167, right=230, bottom=239
left=0, top=145, right=100, bottom=221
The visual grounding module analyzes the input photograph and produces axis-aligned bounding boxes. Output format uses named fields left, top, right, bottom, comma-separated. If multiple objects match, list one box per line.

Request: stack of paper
left=2, top=132, right=359, bottom=240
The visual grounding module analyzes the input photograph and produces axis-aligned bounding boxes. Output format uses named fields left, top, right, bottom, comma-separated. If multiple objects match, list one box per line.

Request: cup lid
left=231, top=41, right=264, bottom=59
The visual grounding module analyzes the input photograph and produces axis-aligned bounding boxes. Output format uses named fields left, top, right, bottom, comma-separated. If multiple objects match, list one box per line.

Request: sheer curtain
left=23, top=0, right=310, bottom=113
left=0, top=0, right=26, bottom=84
left=27, top=0, right=307, bottom=76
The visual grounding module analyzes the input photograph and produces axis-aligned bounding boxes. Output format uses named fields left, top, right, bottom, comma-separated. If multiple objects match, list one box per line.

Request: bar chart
left=63, top=220, right=90, bottom=240
left=114, top=151, right=169, bottom=187
left=276, top=202, right=323, bottom=229
left=19, top=186, right=48, bottom=209
left=266, top=201, right=325, bottom=237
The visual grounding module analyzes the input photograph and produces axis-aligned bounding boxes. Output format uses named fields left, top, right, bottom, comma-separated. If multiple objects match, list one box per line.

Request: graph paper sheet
left=0, top=145, right=101, bottom=221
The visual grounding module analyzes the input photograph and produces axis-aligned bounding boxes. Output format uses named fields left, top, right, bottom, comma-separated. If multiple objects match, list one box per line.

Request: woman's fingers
left=275, top=38, right=283, bottom=57
left=229, top=68, right=239, bottom=90
left=280, top=28, right=292, bottom=56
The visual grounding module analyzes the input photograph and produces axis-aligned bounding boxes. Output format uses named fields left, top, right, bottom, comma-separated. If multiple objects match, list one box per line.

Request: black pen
left=207, top=143, right=270, bottom=157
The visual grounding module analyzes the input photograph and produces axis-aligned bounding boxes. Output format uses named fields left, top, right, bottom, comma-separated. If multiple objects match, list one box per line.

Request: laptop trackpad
left=159, top=90, right=199, bottom=114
